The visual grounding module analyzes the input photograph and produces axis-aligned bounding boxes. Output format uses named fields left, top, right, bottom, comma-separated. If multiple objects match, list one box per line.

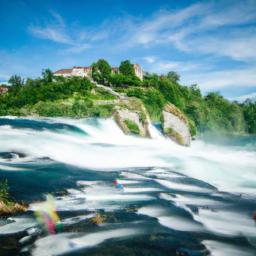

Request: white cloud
left=28, top=12, right=96, bottom=53
left=120, top=0, right=256, bottom=62
left=143, top=56, right=156, bottom=63
left=182, top=67, right=256, bottom=91
left=146, top=59, right=206, bottom=74
left=198, top=0, right=256, bottom=28
left=185, top=31, right=256, bottom=61
left=230, top=92, right=256, bottom=102
left=29, top=26, right=73, bottom=45
left=28, top=1, right=256, bottom=61
left=64, top=44, right=91, bottom=53
left=123, top=3, right=208, bottom=47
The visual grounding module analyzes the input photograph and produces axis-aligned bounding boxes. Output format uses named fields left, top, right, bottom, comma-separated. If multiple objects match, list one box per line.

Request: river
left=0, top=117, right=256, bottom=256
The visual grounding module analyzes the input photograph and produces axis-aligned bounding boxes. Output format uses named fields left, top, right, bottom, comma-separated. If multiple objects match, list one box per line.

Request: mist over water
left=0, top=117, right=256, bottom=256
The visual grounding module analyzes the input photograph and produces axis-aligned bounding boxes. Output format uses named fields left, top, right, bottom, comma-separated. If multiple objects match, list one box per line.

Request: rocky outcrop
left=0, top=201, right=28, bottom=216
left=162, top=103, right=191, bottom=146
left=90, top=82, right=191, bottom=146
left=113, top=98, right=150, bottom=137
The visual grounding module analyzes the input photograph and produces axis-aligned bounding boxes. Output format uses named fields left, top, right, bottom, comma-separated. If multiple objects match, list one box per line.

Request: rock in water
left=162, top=103, right=191, bottom=146
left=113, top=98, right=150, bottom=137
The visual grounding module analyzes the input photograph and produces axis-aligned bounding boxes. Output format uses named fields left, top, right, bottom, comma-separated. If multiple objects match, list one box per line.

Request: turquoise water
left=0, top=117, right=256, bottom=256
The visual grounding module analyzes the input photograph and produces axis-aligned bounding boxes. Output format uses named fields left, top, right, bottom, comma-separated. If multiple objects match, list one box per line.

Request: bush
left=110, top=74, right=141, bottom=87
left=127, top=88, right=166, bottom=121
left=124, top=119, right=140, bottom=135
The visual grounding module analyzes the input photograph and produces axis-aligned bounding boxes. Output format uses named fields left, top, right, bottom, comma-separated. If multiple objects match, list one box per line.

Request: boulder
left=162, top=103, right=191, bottom=146
left=113, top=98, right=150, bottom=137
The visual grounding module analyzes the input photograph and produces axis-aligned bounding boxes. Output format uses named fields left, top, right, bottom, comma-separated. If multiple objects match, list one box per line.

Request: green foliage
left=157, top=77, right=185, bottom=110
left=0, top=179, right=10, bottom=204
left=8, top=75, right=24, bottom=95
left=165, top=127, right=184, bottom=145
left=110, top=73, right=141, bottom=87
left=42, top=69, right=54, bottom=83
left=167, top=71, right=180, bottom=82
left=0, top=76, right=93, bottom=114
left=143, top=73, right=160, bottom=87
left=91, top=87, right=116, bottom=100
left=119, top=60, right=135, bottom=76
left=124, top=119, right=140, bottom=135
left=92, top=59, right=112, bottom=85
left=126, top=88, right=166, bottom=121
left=28, top=98, right=114, bottom=118
left=243, top=101, right=256, bottom=133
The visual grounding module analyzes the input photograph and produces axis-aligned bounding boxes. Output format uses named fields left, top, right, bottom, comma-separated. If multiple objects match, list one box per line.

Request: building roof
left=54, top=68, right=72, bottom=74
left=73, top=66, right=91, bottom=69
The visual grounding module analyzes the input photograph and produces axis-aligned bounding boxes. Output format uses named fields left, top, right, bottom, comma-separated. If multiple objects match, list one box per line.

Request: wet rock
left=19, top=235, right=34, bottom=245
left=90, top=213, right=107, bottom=225
left=162, top=103, right=191, bottom=146
left=113, top=98, right=150, bottom=137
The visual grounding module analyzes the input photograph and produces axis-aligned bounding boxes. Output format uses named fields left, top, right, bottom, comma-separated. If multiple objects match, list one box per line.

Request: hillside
left=0, top=59, right=256, bottom=145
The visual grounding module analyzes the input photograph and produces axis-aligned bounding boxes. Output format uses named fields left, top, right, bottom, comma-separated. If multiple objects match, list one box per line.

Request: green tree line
left=1, top=59, right=255, bottom=136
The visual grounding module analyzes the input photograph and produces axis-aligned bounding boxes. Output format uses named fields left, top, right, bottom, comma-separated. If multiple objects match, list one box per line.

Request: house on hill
left=54, top=64, right=143, bottom=80
left=54, top=67, right=91, bottom=78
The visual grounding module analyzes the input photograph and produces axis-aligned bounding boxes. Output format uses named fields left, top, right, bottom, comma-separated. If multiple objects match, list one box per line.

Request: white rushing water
left=0, top=117, right=256, bottom=196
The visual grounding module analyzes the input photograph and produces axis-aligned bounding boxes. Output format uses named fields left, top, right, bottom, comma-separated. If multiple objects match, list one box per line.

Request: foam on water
left=30, top=180, right=155, bottom=212
left=32, top=228, right=142, bottom=256
left=193, top=208, right=256, bottom=237
left=123, top=187, right=161, bottom=193
left=120, top=172, right=151, bottom=180
left=115, top=179, right=141, bottom=184
left=137, top=205, right=204, bottom=232
left=0, top=117, right=256, bottom=195
left=155, top=179, right=213, bottom=193
left=159, top=193, right=224, bottom=207
left=202, top=240, right=255, bottom=256
left=158, top=216, right=204, bottom=232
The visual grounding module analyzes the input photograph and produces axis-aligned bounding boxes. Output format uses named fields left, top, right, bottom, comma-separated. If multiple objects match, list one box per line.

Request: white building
left=54, top=64, right=143, bottom=80
left=54, top=66, right=91, bottom=77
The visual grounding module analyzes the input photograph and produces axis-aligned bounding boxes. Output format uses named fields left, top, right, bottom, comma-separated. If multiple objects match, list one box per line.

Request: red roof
left=54, top=68, right=72, bottom=74
left=54, top=67, right=92, bottom=74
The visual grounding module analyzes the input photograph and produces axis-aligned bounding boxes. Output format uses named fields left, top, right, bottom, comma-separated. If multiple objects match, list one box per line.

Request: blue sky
left=1, top=0, right=256, bottom=100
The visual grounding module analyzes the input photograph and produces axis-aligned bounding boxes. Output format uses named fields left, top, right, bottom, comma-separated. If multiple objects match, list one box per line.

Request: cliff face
left=162, top=103, right=191, bottom=146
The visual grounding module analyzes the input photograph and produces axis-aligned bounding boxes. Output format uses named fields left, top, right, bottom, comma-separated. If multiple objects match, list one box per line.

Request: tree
left=167, top=71, right=180, bottom=82
left=0, top=179, right=10, bottom=204
left=91, top=59, right=112, bottom=85
left=42, top=69, right=54, bottom=83
left=8, top=75, right=24, bottom=88
left=143, top=73, right=159, bottom=87
left=243, top=102, right=256, bottom=133
left=190, top=84, right=201, bottom=98
left=119, top=60, right=135, bottom=76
